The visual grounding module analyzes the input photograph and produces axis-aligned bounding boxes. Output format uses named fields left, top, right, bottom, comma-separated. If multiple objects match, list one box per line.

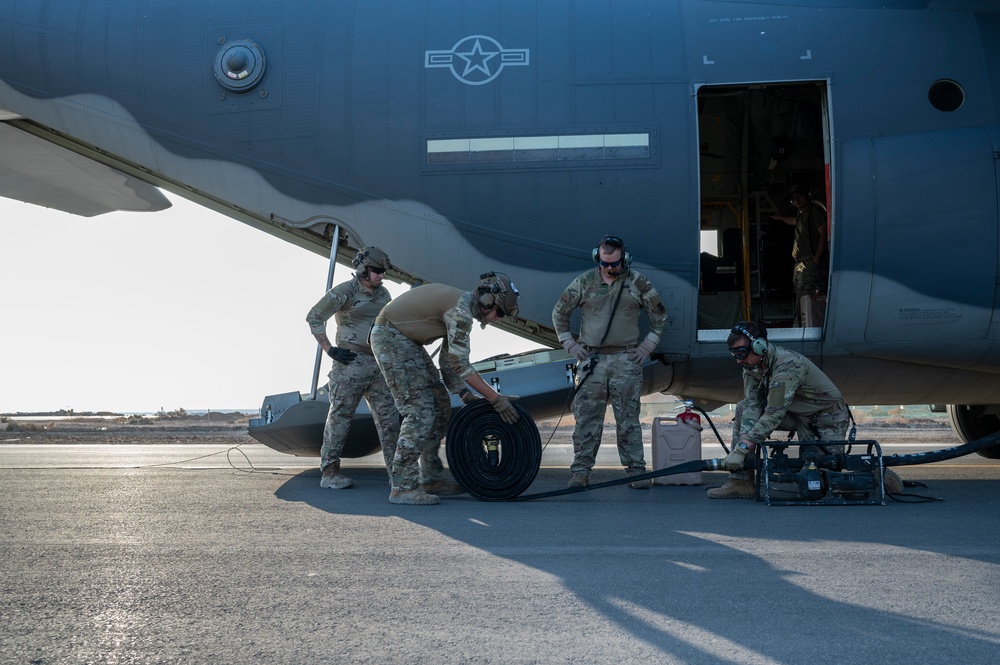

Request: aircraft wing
left=0, top=120, right=170, bottom=217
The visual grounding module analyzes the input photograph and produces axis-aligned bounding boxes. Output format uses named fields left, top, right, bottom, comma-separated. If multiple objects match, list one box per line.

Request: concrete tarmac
left=2, top=440, right=999, bottom=664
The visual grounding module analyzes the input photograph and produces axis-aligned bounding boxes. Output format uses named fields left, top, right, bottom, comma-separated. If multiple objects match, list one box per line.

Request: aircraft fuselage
left=2, top=1, right=999, bottom=411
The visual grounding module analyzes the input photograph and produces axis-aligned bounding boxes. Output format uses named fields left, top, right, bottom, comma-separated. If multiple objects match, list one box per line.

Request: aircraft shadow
left=274, top=465, right=1000, bottom=662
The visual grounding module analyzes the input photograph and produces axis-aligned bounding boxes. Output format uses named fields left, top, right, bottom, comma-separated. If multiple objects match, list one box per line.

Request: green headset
left=592, top=235, right=631, bottom=269
left=732, top=322, right=769, bottom=356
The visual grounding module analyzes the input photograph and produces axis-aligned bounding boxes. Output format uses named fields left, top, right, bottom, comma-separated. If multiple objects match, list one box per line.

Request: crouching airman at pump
left=370, top=272, right=522, bottom=506
left=305, top=246, right=400, bottom=490
left=552, top=235, right=668, bottom=490
left=711, top=321, right=849, bottom=499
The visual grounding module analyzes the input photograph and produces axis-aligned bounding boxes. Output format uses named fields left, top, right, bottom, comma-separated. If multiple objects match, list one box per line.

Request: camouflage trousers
left=730, top=398, right=848, bottom=481
left=570, top=350, right=646, bottom=475
left=792, top=260, right=828, bottom=327
left=369, top=324, right=449, bottom=491
left=321, top=353, right=400, bottom=476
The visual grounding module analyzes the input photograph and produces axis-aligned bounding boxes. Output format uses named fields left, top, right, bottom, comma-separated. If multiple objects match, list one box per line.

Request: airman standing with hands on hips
left=305, top=246, right=400, bottom=490
left=552, top=235, right=668, bottom=489
left=370, top=272, right=522, bottom=505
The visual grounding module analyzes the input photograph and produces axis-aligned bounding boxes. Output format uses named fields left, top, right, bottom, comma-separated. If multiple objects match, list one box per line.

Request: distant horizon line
left=1, top=408, right=257, bottom=417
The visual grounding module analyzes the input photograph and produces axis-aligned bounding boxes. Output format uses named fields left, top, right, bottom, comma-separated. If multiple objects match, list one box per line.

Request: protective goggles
left=728, top=345, right=752, bottom=360
left=368, top=266, right=386, bottom=275
left=598, top=257, right=622, bottom=268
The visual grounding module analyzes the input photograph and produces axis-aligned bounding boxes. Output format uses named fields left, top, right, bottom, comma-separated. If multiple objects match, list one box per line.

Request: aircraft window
left=928, top=79, right=964, bottom=112
left=700, top=230, right=719, bottom=256
left=425, top=132, right=651, bottom=167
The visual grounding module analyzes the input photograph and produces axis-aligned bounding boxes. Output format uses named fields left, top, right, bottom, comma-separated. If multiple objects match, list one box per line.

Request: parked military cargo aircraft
left=2, top=1, right=999, bottom=457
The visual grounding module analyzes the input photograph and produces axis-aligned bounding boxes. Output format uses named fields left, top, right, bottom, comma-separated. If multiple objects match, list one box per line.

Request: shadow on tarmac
left=274, top=464, right=1000, bottom=663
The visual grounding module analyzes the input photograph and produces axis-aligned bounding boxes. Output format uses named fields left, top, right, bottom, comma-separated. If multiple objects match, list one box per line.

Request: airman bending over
left=370, top=272, right=521, bottom=505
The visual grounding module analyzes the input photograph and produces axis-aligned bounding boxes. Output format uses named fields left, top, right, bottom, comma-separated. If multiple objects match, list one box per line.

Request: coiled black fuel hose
left=445, top=400, right=542, bottom=501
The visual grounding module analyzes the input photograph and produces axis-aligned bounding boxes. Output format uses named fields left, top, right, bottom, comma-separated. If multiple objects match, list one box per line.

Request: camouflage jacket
left=552, top=268, right=667, bottom=348
left=439, top=290, right=478, bottom=392
left=738, top=342, right=844, bottom=445
left=305, top=276, right=391, bottom=351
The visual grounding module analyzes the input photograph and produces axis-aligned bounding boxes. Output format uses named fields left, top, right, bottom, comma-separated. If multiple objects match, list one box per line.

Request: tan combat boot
left=625, top=467, right=652, bottom=489
left=320, top=462, right=355, bottom=489
left=706, top=478, right=755, bottom=499
left=419, top=479, right=466, bottom=496
left=567, top=472, right=589, bottom=488
left=883, top=469, right=903, bottom=494
left=389, top=488, right=441, bottom=505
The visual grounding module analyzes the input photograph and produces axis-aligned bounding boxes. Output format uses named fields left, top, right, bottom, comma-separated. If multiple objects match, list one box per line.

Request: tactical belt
left=594, top=345, right=634, bottom=354
left=341, top=342, right=374, bottom=356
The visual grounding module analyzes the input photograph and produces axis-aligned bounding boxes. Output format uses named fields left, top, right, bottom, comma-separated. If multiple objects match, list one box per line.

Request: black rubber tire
left=947, top=404, right=1000, bottom=459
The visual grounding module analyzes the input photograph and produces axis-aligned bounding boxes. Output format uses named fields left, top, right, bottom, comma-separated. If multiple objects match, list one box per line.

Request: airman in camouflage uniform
left=306, top=246, right=401, bottom=490
left=552, top=235, right=668, bottom=489
left=370, top=273, right=521, bottom=506
left=710, top=320, right=848, bottom=499
left=771, top=184, right=829, bottom=327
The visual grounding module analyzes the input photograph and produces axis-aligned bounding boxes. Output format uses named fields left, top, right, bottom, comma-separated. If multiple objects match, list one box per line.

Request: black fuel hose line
left=446, top=403, right=1000, bottom=501
left=690, top=403, right=730, bottom=453
left=513, top=425, right=1000, bottom=501
left=510, top=459, right=712, bottom=501
left=881, top=428, right=1000, bottom=466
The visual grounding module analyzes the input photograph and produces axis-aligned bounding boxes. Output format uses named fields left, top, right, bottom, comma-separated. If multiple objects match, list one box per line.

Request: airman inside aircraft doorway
left=695, top=81, right=830, bottom=334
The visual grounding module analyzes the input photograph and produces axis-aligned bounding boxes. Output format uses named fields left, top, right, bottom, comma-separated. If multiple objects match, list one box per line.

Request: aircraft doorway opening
left=696, top=81, right=830, bottom=341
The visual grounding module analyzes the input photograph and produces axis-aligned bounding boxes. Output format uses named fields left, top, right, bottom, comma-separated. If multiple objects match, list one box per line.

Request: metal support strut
left=309, top=224, right=340, bottom=401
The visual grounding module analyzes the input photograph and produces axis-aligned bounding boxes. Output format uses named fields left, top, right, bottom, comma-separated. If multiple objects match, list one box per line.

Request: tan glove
left=490, top=394, right=521, bottom=424
left=628, top=338, right=658, bottom=364
left=722, top=443, right=751, bottom=471
left=459, top=389, right=481, bottom=405
left=562, top=338, right=591, bottom=361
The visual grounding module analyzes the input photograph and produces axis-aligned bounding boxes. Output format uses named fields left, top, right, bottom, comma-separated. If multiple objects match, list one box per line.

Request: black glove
left=326, top=346, right=357, bottom=365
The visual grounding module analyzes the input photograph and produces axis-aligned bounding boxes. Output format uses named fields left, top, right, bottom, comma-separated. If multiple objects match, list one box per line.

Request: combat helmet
left=476, top=271, right=519, bottom=320
left=352, top=246, right=391, bottom=278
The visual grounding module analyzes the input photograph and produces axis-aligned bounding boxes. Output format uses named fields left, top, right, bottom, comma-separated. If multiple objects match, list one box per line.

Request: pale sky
left=0, top=193, right=539, bottom=414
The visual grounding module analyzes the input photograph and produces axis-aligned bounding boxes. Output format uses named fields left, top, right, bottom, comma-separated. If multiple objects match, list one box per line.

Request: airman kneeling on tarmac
left=713, top=321, right=874, bottom=499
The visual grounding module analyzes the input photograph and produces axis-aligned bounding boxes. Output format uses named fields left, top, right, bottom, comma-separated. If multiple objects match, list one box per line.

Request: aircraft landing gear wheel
left=947, top=404, right=1000, bottom=459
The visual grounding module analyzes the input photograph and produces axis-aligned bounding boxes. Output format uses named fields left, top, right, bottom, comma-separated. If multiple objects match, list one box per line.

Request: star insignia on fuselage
left=455, top=39, right=499, bottom=78
left=425, top=35, right=530, bottom=86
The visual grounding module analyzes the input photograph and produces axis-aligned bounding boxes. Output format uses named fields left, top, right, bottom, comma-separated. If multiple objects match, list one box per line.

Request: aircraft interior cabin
left=696, top=82, right=829, bottom=342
